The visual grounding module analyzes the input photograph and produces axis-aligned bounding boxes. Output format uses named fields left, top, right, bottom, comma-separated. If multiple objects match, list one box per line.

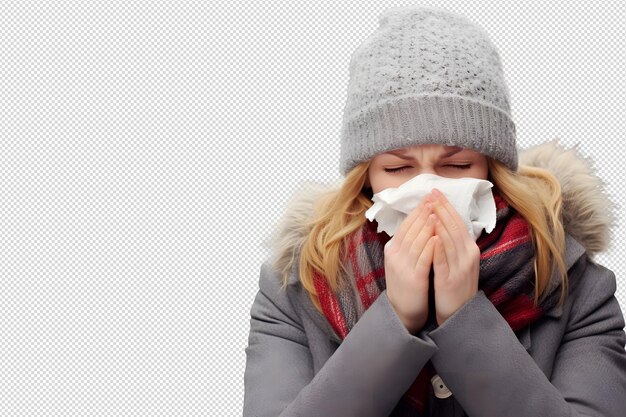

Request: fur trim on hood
left=262, top=139, right=617, bottom=285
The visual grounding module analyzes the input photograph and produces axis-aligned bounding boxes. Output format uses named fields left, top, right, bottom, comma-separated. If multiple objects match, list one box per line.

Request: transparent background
left=0, top=1, right=624, bottom=415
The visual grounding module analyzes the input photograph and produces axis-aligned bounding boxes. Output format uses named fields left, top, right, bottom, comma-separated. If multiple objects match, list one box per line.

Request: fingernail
left=425, top=202, right=432, bottom=211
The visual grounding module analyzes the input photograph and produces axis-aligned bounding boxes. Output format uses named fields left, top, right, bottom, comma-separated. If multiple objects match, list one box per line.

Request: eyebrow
left=386, top=147, right=464, bottom=160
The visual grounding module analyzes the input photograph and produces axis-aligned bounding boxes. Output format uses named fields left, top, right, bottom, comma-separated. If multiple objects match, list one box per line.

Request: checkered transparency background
left=0, top=1, right=624, bottom=416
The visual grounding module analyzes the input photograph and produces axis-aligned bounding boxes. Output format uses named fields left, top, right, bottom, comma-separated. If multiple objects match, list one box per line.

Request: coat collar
left=542, top=233, right=587, bottom=319
left=518, top=233, right=586, bottom=351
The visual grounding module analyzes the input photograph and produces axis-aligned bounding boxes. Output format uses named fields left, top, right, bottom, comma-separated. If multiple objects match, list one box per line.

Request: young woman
left=243, top=5, right=626, bottom=417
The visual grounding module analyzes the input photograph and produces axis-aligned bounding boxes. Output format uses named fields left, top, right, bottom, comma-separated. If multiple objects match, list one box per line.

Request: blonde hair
left=291, top=158, right=568, bottom=316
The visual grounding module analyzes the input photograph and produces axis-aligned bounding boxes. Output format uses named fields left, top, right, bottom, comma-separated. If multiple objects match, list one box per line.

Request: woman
left=243, top=5, right=626, bottom=417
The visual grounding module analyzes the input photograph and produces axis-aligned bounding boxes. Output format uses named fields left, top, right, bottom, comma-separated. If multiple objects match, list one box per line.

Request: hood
left=262, top=139, right=616, bottom=287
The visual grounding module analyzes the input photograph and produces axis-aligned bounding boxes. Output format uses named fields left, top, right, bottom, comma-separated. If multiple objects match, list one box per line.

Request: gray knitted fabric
left=339, top=5, right=517, bottom=176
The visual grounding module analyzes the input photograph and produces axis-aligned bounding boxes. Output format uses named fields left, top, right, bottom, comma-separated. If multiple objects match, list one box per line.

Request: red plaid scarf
left=313, top=187, right=560, bottom=415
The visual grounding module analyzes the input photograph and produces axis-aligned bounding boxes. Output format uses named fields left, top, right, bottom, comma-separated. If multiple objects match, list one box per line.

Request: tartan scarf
left=313, top=187, right=561, bottom=416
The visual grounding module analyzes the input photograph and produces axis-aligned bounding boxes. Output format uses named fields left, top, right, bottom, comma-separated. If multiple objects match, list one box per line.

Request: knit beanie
left=339, top=5, right=518, bottom=176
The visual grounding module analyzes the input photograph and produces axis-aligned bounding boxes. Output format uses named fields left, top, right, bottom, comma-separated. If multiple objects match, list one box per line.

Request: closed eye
left=384, top=166, right=411, bottom=173
left=384, top=164, right=471, bottom=173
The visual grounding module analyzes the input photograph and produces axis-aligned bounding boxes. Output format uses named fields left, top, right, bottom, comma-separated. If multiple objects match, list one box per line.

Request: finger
left=402, top=201, right=433, bottom=251
left=430, top=188, right=468, bottom=249
left=434, top=218, right=457, bottom=264
left=432, top=236, right=449, bottom=278
left=393, top=199, right=427, bottom=246
left=431, top=188, right=466, bottom=231
left=416, top=234, right=436, bottom=272
left=408, top=212, right=437, bottom=257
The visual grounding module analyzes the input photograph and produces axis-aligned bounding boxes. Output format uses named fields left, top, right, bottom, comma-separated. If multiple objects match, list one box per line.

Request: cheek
left=371, top=177, right=409, bottom=194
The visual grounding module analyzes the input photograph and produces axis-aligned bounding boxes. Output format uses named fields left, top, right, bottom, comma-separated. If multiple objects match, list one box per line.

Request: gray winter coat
left=243, top=141, right=626, bottom=417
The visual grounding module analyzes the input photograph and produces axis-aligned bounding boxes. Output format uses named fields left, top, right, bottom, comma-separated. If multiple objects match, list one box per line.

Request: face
left=366, top=144, right=489, bottom=194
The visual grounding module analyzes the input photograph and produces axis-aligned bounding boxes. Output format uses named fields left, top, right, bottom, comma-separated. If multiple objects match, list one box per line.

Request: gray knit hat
left=339, top=5, right=517, bottom=176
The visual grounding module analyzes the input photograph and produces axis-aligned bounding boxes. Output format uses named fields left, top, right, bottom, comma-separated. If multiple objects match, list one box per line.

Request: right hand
left=384, top=196, right=437, bottom=335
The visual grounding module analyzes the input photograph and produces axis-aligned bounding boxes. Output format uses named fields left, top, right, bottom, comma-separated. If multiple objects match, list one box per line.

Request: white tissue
left=365, top=173, right=496, bottom=241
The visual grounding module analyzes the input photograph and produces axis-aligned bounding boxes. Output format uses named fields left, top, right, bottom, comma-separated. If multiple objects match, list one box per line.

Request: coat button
left=431, top=374, right=452, bottom=399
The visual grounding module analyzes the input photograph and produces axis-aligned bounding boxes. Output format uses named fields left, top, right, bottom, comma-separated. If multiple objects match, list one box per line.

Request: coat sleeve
left=243, top=260, right=439, bottom=417
left=421, top=260, right=626, bottom=417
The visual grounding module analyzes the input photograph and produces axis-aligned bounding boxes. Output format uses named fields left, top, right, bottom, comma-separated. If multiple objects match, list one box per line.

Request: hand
left=383, top=196, right=437, bottom=334
left=427, top=188, right=480, bottom=326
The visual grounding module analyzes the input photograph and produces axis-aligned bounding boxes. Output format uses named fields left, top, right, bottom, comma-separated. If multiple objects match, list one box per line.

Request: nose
left=418, top=166, right=437, bottom=175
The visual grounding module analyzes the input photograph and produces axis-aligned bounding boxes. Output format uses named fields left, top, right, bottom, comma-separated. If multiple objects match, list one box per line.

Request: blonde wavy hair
left=294, top=157, right=568, bottom=316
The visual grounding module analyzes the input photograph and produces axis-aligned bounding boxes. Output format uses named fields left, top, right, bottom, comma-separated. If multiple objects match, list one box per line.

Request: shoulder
left=258, top=259, right=294, bottom=299
left=572, top=259, right=618, bottom=308
left=565, top=258, right=625, bottom=335
left=255, top=258, right=335, bottom=338
left=253, top=259, right=305, bottom=322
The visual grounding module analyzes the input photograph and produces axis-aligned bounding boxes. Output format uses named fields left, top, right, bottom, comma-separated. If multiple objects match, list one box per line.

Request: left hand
left=426, top=188, right=481, bottom=326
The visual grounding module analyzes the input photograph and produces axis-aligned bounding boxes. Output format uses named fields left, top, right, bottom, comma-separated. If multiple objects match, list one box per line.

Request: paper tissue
left=365, top=173, right=497, bottom=241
